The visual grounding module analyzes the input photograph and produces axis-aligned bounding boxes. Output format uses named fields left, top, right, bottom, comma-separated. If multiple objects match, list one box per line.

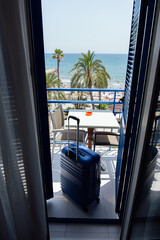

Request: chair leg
left=94, top=144, right=96, bottom=151
left=51, top=133, right=56, bottom=164
left=93, top=134, right=96, bottom=151
left=51, top=141, right=55, bottom=164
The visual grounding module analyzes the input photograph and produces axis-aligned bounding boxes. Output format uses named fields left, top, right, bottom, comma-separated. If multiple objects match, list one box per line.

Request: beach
left=59, top=77, right=124, bottom=90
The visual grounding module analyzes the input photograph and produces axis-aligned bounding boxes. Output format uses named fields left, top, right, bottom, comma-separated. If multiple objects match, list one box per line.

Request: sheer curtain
left=0, top=0, right=48, bottom=239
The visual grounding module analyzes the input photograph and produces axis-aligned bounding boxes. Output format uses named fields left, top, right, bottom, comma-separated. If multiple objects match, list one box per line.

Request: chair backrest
left=50, top=104, right=64, bottom=129
left=152, top=115, right=160, bottom=147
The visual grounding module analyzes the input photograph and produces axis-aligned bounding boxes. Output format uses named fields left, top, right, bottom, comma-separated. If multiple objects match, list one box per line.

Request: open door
left=116, top=0, right=157, bottom=217
left=27, top=0, right=53, bottom=199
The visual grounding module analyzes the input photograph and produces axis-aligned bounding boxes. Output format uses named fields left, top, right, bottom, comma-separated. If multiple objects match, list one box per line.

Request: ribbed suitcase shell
left=60, top=143, right=101, bottom=210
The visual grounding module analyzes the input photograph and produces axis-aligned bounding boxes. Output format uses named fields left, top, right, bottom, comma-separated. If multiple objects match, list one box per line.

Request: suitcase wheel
left=96, top=198, right=100, bottom=203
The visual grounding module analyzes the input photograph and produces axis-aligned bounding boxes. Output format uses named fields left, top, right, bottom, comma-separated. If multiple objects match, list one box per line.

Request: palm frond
left=69, top=50, right=110, bottom=90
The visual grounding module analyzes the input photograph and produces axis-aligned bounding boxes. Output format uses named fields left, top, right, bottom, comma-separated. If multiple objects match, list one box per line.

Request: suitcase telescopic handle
left=68, top=115, right=80, bottom=161
left=68, top=115, right=80, bottom=123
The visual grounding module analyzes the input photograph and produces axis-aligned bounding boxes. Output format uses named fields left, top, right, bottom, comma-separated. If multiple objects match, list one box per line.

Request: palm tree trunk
left=57, top=58, right=60, bottom=88
left=99, top=91, right=101, bottom=101
left=99, top=91, right=101, bottom=109
left=89, top=91, right=95, bottom=110
left=78, top=91, right=80, bottom=109
left=88, top=78, right=95, bottom=110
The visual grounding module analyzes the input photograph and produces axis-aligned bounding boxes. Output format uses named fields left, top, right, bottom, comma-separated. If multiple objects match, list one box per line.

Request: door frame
left=27, top=0, right=53, bottom=199
left=116, top=0, right=157, bottom=218
left=121, top=2, right=160, bottom=238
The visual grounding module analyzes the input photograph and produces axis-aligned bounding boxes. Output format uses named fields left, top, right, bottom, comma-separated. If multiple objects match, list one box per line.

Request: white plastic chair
left=50, top=104, right=88, bottom=159
left=93, top=131, right=120, bottom=151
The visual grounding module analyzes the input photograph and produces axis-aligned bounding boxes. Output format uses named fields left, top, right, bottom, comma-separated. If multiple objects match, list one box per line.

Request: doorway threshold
left=47, top=147, right=119, bottom=223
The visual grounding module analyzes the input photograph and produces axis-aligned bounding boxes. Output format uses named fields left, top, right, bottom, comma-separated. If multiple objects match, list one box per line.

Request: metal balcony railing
left=47, top=88, right=124, bottom=115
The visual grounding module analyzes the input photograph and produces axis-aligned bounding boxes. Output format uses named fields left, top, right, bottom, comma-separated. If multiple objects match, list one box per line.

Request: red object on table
left=86, top=112, right=92, bottom=116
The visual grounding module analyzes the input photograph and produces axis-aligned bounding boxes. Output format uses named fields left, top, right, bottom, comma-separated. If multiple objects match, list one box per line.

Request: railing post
left=113, top=90, right=116, bottom=114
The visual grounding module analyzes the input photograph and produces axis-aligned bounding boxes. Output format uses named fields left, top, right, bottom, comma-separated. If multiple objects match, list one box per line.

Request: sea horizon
left=44, top=53, right=128, bottom=89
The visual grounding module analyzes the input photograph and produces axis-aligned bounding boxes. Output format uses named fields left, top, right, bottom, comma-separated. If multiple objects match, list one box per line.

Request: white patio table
left=66, top=110, right=119, bottom=150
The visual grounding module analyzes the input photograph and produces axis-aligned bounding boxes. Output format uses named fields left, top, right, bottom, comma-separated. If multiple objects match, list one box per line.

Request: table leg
left=88, top=128, right=94, bottom=150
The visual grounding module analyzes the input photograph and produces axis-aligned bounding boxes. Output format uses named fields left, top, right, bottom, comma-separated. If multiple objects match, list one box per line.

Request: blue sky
left=41, top=0, right=133, bottom=54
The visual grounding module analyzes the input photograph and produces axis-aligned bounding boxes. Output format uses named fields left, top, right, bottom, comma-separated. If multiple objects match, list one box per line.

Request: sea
left=44, top=53, right=128, bottom=89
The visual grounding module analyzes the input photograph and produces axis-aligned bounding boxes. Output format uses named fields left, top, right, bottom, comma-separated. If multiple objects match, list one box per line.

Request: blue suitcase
left=60, top=115, right=101, bottom=211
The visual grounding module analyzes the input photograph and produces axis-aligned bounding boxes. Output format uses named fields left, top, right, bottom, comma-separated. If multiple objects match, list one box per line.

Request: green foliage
left=93, top=70, right=110, bottom=89
left=70, top=50, right=110, bottom=89
left=46, top=73, right=65, bottom=105
left=96, top=104, right=109, bottom=110
left=70, top=50, right=110, bottom=109
left=52, top=49, right=64, bottom=61
left=46, top=73, right=61, bottom=88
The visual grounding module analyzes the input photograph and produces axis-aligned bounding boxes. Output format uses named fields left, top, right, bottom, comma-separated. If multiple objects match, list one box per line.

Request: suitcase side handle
left=68, top=115, right=80, bottom=161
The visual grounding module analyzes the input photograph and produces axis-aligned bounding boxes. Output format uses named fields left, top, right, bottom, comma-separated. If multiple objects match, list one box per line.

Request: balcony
left=47, top=88, right=123, bottom=222
left=48, top=145, right=120, bottom=221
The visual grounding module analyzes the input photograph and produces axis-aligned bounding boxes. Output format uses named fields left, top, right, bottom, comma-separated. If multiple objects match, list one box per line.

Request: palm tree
left=70, top=81, right=87, bottom=109
left=93, top=69, right=110, bottom=101
left=52, top=49, right=64, bottom=87
left=70, top=50, right=110, bottom=109
left=46, top=73, right=65, bottom=102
